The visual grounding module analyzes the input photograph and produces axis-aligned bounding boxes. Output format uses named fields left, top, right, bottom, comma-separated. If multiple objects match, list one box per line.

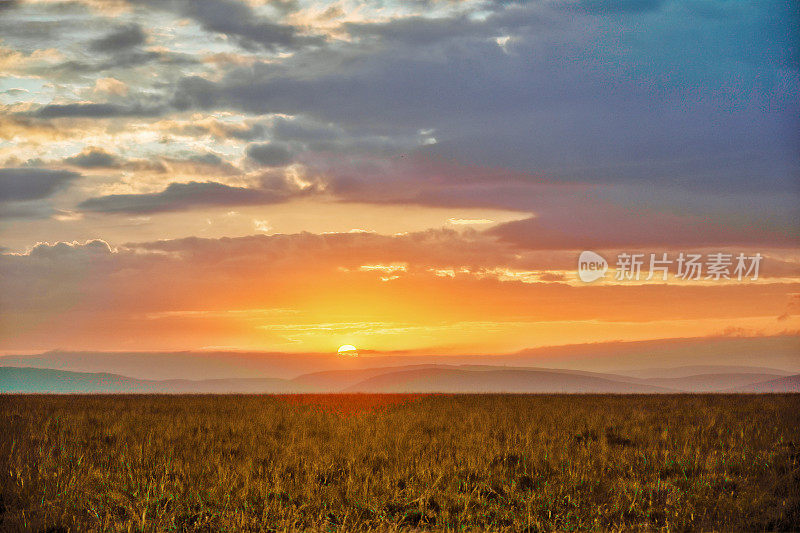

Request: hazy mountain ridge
left=3, top=364, right=798, bottom=394
left=339, top=368, right=671, bottom=393
left=3, top=336, right=798, bottom=394
left=637, top=373, right=789, bottom=392
left=729, top=374, right=800, bottom=393
left=2, top=336, right=798, bottom=381
left=0, top=367, right=305, bottom=394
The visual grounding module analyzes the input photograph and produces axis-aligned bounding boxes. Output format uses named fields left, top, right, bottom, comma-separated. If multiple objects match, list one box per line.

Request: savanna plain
left=1, top=394, right=798, bottom=532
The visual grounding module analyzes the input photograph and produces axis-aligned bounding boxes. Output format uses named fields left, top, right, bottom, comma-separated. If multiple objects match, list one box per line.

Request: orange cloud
left=1, top=232, right=798, bottom=353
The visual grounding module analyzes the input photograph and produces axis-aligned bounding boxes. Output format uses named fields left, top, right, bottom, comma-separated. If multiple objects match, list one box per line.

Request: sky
left=0, top=0, right=798, bottom=356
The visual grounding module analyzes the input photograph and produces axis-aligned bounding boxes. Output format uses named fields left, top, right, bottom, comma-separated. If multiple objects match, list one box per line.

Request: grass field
left=1, top=394, right=798, bottom=531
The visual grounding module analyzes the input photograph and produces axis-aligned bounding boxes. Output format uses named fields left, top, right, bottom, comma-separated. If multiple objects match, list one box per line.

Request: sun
left=337, top=344, right=359, bottom=357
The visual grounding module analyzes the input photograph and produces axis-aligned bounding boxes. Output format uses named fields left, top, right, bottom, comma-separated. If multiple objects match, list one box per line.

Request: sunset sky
left=0, top=0, right=798, bottom=355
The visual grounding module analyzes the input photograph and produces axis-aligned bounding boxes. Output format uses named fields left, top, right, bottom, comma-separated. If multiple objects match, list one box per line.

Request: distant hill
left=638, top=373, right=788, bottom=392
left=0, top=367, right=153, bottom=393
left=341, top=368, right=669, bottom=393
left=507, top=336, right=800, bottom=375
left=621, top=365, right=795, bottom=379
left=3, top=365, right=798, bottom=394
left=729, top=375, right=800, bottom=393
left=291, top=365, right=442, bottom=391
left=0, top=367, right=303, bottom=394
left=2, top=335, right=798, bottom=381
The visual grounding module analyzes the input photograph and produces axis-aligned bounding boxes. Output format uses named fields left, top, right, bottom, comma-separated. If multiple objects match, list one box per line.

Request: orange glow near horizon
left=2, top=243, right=797, bottom=354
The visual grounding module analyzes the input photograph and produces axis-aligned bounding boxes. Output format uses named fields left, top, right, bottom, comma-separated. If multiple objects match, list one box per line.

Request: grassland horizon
left=2, top=394, right=798, bottom=531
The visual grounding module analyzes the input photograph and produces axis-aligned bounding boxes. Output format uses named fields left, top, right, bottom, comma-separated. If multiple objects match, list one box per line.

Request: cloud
left=253, top=219, right=272, bottom=232
left=47, top=49, right=197, bottom=77
left=35, top=103, right=163, bottom=118
left=89, top=23, right=146, bottom=52
left=489, top=207, right=800, bottom=250
left=566, top=0, right=665, bottom=14
left=1, top=231, right=796, bottom=352
left=0, top=168, right=80, bottom=201
left=0, top=0, right=797, bottom=249
left=448, top=218, right=494, bottom=225
left=129, top=0, right=319, bottom=51
left=93, top=77, right=129, bottom=96
left=227, top=122, right=269, bottom=141
left=77, top=179, right=309, bottom=214
left=271, top=116, right=341, bottom=143
left=153, top=117, right=270, bottom=141
left=27, top=238, right=114, bottom=259
left=246, top=142, right=293, bottom=167
left=167, top=1, right=798, bottom=197
left=343, top=14, right=489, bottom=46
left=153, top=152, right=242, bottom=177
left=63, top=148, right=119, bottom=168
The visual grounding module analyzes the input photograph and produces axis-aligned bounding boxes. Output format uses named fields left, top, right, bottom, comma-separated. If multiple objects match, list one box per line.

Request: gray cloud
left=0, top=168, right=80, bottom=201
left=1, top=0, right=796, bottom=241
left=0, top=203, right=56, bottom=220
left=63, top=149, right=119, bottom=168
left=168, top=0, right=798, bottom=197
left=129, top=0, right=320, bottom=51
left=186, top=152, right=226, bottom=166
left=50, top=50, right=194, bottom=76
left=488, top=206, right=800, bottom=250
left=246, top=142, right=293, bottom=167
left=35, top=103, right=163, bottom=118
left=77, top=179, right=309, bottom=214
left=271, top=116, right=341, bottom=143
left=566, top=0, right=665, bottom=14
left=344, top=14, right=489, bottom=46
left=89, top=23, right=146, bottom=52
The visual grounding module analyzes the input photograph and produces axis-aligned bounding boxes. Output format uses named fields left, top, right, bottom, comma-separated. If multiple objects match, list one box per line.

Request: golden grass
left=1, top=394, right=798, bottom=531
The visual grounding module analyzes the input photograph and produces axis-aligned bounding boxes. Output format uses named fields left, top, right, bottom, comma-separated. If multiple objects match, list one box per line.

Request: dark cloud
left=63, top=148, right=119, bottom=168
left=171, top=76, right=218, bottom=110
left=161, top=152, right=242, bottom=175
left=185, top=0, right=295, bottom=49
left=168, top=0, right=798, bottom=197
left=489, top=209, right=800, bottom=250
left=129, top=0, right=320, bottom=51
left=35, top=103, right=163, bottom=118
left=344, top=15, right=488, bottom=46
left=1, top=0, right=797, bottom=245
left=186, top=152, right=237, bottom=167
left=0, top=0, right=18, bottom=11
left=246, top=142, right=293, bottom=167
left=89, top=23, right=146, bottom=52
left=77, top=180, right=307, bottom=214
left=271, top=117, right=341, bottom=143
left=52, top=51, right=172, bottom=75
left=0, top=168, right=80, bottom=201
left=566, top=0, right=665, bottom=14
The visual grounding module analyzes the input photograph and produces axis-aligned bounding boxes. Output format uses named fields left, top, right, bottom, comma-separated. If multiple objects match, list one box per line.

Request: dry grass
left=1, top=394, right=798, bottom=531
